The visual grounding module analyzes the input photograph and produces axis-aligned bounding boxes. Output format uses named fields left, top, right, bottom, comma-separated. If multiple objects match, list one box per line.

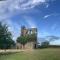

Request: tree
left=46, top=36, right=60, bottom=42
left=17, top=36, right=28, bottom=49
left=28, top=33, right=37, bottom=42
left=0, top=22, right=15, bottom=49
left=41, top=41, right=49, bottom=48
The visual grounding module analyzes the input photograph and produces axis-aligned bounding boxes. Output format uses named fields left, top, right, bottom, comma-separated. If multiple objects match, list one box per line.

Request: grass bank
left=0, top=48, right=60, bottom=60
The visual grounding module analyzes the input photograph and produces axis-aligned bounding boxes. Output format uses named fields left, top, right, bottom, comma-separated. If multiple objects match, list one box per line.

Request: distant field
left=0, top=48, right=60, bottom=60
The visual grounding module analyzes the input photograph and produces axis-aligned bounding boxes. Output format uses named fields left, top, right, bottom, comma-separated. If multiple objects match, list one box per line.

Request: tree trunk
left=21, top=44, right=25, bottom=49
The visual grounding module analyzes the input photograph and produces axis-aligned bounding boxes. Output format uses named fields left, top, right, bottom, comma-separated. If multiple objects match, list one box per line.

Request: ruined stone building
left=16, top=26, right=37, bottom=49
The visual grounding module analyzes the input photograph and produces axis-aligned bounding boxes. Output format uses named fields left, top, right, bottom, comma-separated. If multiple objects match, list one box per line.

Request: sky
left=0, top=0, right=60, bottom=45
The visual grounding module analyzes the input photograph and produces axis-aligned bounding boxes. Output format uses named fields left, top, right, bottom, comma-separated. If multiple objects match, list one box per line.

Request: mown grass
left=0, top=48, right=60, bottom=60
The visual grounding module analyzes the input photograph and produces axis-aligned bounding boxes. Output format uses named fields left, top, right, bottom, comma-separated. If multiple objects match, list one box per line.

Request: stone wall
left=25, top=42, right=34, bottom=49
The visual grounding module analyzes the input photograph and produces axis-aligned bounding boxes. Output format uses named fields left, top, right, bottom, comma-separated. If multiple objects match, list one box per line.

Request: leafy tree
left=0, top=22, right=15, bottom=49
left=41, top=41, right=49, bottom=48
left=46, top=36, right=60, bottom=42
left=17, top=36, right=28, bottom=49
left=28, top=33, right=37, bottom=42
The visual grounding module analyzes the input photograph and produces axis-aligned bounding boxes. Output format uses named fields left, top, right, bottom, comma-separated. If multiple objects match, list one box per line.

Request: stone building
left=16, top=26, right=37, bottom=49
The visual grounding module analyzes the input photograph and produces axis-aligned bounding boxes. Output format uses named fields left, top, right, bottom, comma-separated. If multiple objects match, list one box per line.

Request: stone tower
left=19, top=26, right=37, bottom=49
left=30, top=28, right=37, bottom=48
left=21, top=26, right=28, bottom=36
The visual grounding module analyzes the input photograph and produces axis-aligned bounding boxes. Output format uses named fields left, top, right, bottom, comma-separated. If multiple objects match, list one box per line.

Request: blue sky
left=0, top=0, right=60, bottom=45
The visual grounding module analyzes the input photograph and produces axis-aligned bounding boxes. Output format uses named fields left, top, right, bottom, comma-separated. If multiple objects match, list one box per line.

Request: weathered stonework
left=16, top=26, right=37, bottom=49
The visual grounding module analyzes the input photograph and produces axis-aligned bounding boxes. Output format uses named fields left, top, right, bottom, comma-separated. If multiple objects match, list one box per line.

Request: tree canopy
left=17, top=36, right=28, bottom=46
left=41, top=41, right=49, bottom=48
left=0, top=22, right=15, bottom=49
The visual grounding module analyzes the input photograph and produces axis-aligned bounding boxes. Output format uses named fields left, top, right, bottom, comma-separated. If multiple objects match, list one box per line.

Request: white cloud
left=44, top=13, right=60, bottom=19
left=24, top=16, right=37, bottom=28
left=44, top=14, right=51, bottom=19
left=26, top=20, right=36, bottom=28
left=45, top=4, right=49, bottom=8
left=0, top=0, right=48, bottom=18
left=13, top=0, right=46, bottom=10
left=0, top=0, right=46, bottom=11
left=0, top=0, right=56, bottom=40
left=50, top=39, right=60, bottom=45
left=0, top=0, right=56, bottom=20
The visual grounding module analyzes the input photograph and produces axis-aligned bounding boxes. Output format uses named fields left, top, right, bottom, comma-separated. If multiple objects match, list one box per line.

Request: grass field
left=0, top=48, right=60, bottom=60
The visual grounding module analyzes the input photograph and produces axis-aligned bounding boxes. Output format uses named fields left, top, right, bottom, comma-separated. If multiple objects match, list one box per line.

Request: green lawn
left=0, top=48, right=60, bottom=60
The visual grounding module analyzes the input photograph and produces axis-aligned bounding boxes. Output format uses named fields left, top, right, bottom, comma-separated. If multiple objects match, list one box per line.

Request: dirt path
left=0, top=49, right=34, bottom=53
left=0, top=49, right=25, bottom=53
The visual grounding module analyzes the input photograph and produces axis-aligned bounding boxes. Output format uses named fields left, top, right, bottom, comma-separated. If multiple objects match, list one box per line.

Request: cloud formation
left=44, top=14, right=52, bottom=19
left=24, top=16, right=37, bottom=28
left=0, top=0, right=56, bottom=20
left=0, top=0, right=56, bottom=40
left=0, top=0, right=47, bottom=22
left=44, top=13, right=59, bottom=19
